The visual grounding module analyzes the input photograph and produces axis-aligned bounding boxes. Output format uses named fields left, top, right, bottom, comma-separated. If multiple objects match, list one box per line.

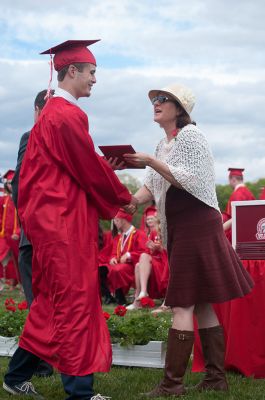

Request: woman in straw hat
left=124, top=83, right=254, bottom=397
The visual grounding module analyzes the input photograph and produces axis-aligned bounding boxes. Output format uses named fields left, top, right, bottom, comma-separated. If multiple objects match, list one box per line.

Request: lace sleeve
left=144, top=141, right=162, bottom=196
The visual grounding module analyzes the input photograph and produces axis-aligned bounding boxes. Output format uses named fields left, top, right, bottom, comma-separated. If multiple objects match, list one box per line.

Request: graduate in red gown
left=3, top=40, right=136, bottom=399
left=0, top=170, right=20, bottom=289
left=225, top=168, right=255, bottom=216
left=99, top=209, right=148, bottom=305
left=127, top=206, right=169, bottom=310
left=224, top=168, right=255, bottom=242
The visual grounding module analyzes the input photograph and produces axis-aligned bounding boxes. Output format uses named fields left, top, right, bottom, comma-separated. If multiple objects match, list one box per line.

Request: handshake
left=123, top=195, right=139, bottom=215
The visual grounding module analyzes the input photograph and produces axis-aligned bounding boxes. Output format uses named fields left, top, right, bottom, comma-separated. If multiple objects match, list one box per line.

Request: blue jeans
left=61, top=373, right=94, bottom=399
left=5, top=347, right=94, bottom=399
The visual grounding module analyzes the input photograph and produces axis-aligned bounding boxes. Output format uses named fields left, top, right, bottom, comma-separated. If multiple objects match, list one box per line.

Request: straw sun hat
left=148, top=83, right=195, bottom=115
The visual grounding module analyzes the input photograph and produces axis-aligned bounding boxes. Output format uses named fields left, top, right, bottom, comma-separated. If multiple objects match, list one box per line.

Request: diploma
left=98, top=145, right=145, bottom=169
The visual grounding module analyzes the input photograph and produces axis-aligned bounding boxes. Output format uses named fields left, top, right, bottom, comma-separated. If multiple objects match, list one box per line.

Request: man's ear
left=68, top=64, right=76, bottom=78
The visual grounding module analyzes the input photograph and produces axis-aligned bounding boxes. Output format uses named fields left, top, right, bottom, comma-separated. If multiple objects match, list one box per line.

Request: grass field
left=1, top=358, right=265, bottom=399
left=0, top=286, right=265, bottom=399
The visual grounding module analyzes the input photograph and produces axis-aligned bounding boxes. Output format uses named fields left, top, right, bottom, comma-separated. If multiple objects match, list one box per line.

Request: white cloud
left=0, top=0, right=264, bottom=185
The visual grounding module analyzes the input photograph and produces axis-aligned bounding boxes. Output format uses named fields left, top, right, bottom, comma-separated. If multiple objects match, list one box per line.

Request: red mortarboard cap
left=144, top=206, right=157, bottom=217
left=115, top=209, right=133, bottom=222
left=40, top=40, right=100, bottom=71
left=228, top=168, right=245, bottom=177
left=3, top=169, right=15, bottom=181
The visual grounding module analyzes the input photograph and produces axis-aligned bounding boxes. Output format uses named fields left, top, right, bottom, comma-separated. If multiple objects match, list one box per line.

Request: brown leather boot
left=196, top=325, right=228, bottom=391
left=142, top=328, right=194, bottom=398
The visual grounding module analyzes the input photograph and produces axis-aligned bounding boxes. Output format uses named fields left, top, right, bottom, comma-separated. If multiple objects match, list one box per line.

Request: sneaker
left=3, top=381, right=44, bottom=398
left=91, top=394, right=111, bottom=400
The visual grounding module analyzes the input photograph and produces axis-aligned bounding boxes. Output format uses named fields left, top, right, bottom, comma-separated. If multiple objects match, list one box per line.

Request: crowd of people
left=0, top=38, right=262, bottom=400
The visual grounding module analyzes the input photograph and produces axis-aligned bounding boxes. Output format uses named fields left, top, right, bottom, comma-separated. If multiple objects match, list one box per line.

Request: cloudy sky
left=0, top=0, right=264, bottom=185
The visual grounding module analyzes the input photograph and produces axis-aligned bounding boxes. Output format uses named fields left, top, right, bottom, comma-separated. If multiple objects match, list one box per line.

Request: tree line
left=101, top=174, right=265, bottom=229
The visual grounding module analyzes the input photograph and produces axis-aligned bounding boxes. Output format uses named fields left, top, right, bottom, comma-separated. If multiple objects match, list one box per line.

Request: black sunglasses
left=151, top=95, right=174, bottom=105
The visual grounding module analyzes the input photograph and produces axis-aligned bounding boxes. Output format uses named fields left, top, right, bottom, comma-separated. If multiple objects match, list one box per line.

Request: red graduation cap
left=3, top=169, right=15, bottom=181
left=228, top=168, right=245, bottom=177
left=115, top=208, right=133, bottom=223
left=40, top=40, right=100, bottom=71
left=144, top=206, right=157, bottom=217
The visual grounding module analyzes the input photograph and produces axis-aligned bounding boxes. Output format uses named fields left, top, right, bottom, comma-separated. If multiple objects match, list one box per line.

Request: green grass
left=0, top=287, right=265, bottom=399
left=1, top=358, right=265, bottom=399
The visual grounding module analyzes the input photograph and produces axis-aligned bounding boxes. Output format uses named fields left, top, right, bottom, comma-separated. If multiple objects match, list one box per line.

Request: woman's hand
left=123, top=152, right=153, bottom=168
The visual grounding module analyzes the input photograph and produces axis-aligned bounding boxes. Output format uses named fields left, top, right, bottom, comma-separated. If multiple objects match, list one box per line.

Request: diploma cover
left=98, top=145, right=145, bottom=169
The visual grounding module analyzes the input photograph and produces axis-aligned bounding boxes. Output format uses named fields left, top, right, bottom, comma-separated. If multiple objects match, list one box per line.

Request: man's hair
left=34, top=89, right=55, bottom=110
left=57, top=63, right=87, bottom=82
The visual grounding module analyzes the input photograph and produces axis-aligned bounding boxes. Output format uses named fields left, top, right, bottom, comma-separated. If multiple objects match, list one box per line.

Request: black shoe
left=115, top=289, right=127, bottom=305
left=34, top=359, right=53, bottom=378
left=104, top=294, right=117, bottom=305
left=3, top=381, right=44, bottom=398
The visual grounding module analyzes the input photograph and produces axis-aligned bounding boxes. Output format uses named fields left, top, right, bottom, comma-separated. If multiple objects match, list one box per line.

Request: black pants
left=18, top=245, right=34, bottom=307
left=18, top=245, right=53, bottom=375
left=4, top=347, right=94, bottom=399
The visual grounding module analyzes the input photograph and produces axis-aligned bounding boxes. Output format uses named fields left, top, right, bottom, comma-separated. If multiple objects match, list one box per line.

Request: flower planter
left=0, top=336, right=18, bottom=356
left=112, top=340, right=166, bottom=368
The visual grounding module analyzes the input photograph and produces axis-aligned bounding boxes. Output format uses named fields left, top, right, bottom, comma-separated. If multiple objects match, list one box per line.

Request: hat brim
left=148, top=89, right=190, bottom=115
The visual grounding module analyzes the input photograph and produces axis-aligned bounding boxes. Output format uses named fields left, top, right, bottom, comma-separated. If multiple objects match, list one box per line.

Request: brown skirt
left=164, top=186, right=254, bottom=307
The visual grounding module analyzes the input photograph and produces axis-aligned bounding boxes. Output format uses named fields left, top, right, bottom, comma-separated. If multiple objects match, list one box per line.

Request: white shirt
left=53, top=88, right=80, bottom=107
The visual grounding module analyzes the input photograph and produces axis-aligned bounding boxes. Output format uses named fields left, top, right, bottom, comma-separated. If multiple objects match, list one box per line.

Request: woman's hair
left=176, top=103, right=196, bottom=128
left=57, top=63, right=87, bottom=82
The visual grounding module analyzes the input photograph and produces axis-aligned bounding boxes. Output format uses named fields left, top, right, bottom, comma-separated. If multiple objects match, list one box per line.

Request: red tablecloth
left=192, top=260, right=265, bottom=378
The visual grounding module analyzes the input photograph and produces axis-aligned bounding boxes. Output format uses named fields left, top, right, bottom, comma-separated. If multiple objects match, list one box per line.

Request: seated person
left=127, top=207, right=169, bottom=310
left=99, top=209, right=148, bottom=305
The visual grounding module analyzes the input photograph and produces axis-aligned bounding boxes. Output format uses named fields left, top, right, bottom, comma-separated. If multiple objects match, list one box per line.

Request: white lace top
left=144, top=124, right=220, bottom=245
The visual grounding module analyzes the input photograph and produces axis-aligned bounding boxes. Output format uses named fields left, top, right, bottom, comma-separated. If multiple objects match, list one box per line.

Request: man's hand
left=11, top=234, right=19, bottom=241
left=106, top=157, right=126, bottom=170
left=124, top=195, right=139, bottom=214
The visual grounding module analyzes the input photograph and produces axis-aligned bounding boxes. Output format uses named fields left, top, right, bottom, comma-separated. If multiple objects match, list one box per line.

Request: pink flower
left=114, top=305, right=127, bottom=317
left=172, top=128, right=180, bottom=140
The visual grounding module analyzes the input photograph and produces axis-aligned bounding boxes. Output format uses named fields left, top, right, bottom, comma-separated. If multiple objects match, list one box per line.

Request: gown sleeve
left=40, top=106, right=131, bottom=219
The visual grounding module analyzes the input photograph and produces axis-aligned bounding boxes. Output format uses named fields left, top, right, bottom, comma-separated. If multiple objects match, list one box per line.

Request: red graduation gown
left=145, top=229, right=169, bottom=299
left=225, top=186, right=255, bottom=242
left=0, top=195, right=20, bottom=282
left=106, top=228, right=148, bottom=293
left=17, top=97, right=131, bottom=375
left=192, top=260, right=265, bottom=378
left=98, top=231, right=113, bottom=265
left=259, top=188, right=265, bottom=200
left=225, top=186, right=255, bottom=217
